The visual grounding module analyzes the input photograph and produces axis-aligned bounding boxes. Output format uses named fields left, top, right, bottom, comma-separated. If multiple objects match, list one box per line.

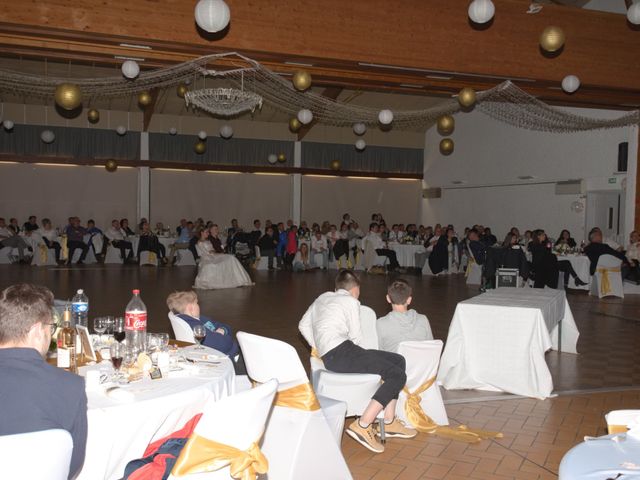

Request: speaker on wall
left=618, top=142, right=628, bottom=172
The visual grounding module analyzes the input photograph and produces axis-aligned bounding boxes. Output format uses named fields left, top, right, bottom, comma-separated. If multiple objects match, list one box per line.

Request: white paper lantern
left=40, top=129, right=55, bottom=144
left=267, top=154, right=278, bottom=164
left=219, top=124, right=233, bottom=139
left=198, top=130, right=207, bottom=140
left=355, top=139, right=366, bottom=151
left=570, top=201, right=584, bottom=213
left=121, top=60, right=140, bottom=79
left=297, top=109, right=313, bottom=125
left=116, top=126, right=127, bottom=136
left=468, top=0, right=495, bottom=24
left=561, top=75, right=580, bottom=94
left=378, top=109, right=394, bottom=125
left=3, top=120, right=14, bottom=131
left=195, top=0, right=231, bottom=33
left=169, top=127, right=177, bottom=135
left=628, top=3, right=640, bottom=25
left=353, top=122, right=367, bottom=136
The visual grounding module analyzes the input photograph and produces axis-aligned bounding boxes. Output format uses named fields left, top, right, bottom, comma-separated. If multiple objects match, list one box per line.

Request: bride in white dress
left=194, top=228, right=253, bottom=290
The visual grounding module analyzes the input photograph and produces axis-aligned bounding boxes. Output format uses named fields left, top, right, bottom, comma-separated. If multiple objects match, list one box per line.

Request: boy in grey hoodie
left=377, top=279, right=433, bottom=352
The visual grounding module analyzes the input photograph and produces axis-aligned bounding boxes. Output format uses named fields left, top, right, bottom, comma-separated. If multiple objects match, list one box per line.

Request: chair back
left=398, top=340, right=443, bottom=391
left=168, top=312, right=197, bottom=343
left=605, top=409, right=640, bottom=434
left=597, top=254, right=623, bottom=269
left=237, top=332, right=308, bottom=387
left=0, top=429, right=73, bottom=480
left=359, top=305, right=379, bottom=349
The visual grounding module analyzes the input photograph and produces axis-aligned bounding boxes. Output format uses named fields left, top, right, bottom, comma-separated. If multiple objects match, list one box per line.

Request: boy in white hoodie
left=377, top=279, right=433, bottom=353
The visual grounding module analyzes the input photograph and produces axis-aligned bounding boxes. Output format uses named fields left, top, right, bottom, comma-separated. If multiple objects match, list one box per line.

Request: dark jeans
left=557, top=259, right=580, bottom=286
left=43, top=237, right=61, bottom=262
left=67, top=240, right=88, bottom=263
left=112, top=240, right=133, bottom=259
left=284, top=252, right=295, bottom=270
left=322, top=340, right=406, bottom=408
left=333, top=239, right=349, bottom=261
left=628, top=260, right=640, bottom=284
left=375, top=248, right=400, bottom=270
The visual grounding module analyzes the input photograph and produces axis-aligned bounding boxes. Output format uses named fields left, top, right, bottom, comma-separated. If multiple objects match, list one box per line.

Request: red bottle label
left=125, top=312, right=147, bottom=330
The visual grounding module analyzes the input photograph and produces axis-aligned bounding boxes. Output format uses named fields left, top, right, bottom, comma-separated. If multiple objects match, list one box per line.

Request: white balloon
left=3, top=120, right=14, bottom=131
left=195, top=0, right=231, bottom=33
left=198, top=130, right=207, bottom=140
left=561, top=75, right=580, bottom=93
left=355, top=139, right=366, bottom=151
left=116, top=126, right=127, bottom=136
left=297, top=109, right=313, bottom=125
left=628, top=3, right=640, bottom=25
left=40, top=129, right=55, bottom=144
left=169, top=127, right=178, bottom=135
left=378, top=109, right=394, bottom=125
left=353, top=122, right=367, bottom=135
left=468, top=0, right=495, bottom=24
left=121, top=60, right=140, bottom=79
left=267, top=154, right=278, bottom=164
left=219, top=124, right=233, bottom=139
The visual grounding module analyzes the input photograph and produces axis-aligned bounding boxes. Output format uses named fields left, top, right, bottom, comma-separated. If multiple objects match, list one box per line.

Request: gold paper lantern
left=194, top=141, right=207, bottom=154
left=292, top=71, right=312, bottom=91
left=330, top=159, right=341, bottom=171
left=105, top=159, right=118, bottom=172
left=437, top=115, right=455, bottom=136
left=539, top=26, right=565, bottom=53
left=458, top=88, right=476, bottom=108
left=138, top=91, right=153, bottom=107
left=289, top=118, right=301, bottom=132
left=87, top=109, right=100, bottom=124
left=177, top=84, right=188, bottom=98
left=439, top=138, right=454, bottom=156
left=277, top=153, right=286, bottom=163
left=54, top=83, right=82, bottom=111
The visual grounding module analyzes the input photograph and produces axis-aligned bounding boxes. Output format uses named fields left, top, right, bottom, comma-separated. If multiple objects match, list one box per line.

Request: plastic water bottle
left=71, top=289, right=89, bottom=327
left=125, top=289, right=147, bottom=353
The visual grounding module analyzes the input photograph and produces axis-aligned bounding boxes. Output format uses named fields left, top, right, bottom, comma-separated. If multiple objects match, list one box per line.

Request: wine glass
left=113, top=317, right=126, bottom=343
left=158, top=333, right=170, bottom=351
left=109, top=342, right=125, bottom=382
left=192, top=325, right=206, bottom=350
left=93, top=317, right=107, bottom=335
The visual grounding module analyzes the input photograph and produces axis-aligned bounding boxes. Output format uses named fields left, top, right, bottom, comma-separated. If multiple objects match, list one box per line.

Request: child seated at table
left=166, top=290, right=244, bottom=373
left=376, top=279, right=433, bottom=353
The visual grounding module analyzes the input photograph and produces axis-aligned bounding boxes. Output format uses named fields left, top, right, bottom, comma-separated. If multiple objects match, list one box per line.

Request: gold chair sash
left=311, top=348, right=320, bottom=359
left=149, top=251, right=157, bottom=264
left=465, top=257, right=476, bottom=278
left=597, top=267, right=621, bottom=296
left=402, top=377, right=502, bottom=444
left=172, top=434, right=268, bottom=480
left=274, top=382, right=321, bottom=411
left=60, top=235, right=68, bottom=261
left=39, top=244, right=48, bottom=265
left=608, top=424, right=628, bottom=434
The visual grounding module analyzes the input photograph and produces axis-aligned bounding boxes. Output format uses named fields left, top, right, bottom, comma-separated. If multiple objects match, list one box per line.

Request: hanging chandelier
left=185, top=87, right=263, bottom=117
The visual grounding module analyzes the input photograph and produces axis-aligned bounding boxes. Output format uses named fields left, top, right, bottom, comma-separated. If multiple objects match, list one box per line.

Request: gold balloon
left=55, top=83, right=82, bottom=111
left=177, top=84, right=188, bottom=98
left=330, top=159, right=341, bottom=171
left=292, top=71, right=312, bottom=91
left=289, top=118, right=301, bottom=132
left=437, top=115, right=455, bottom=136
left=194, top=141, right=207, bottom=154
left=439, top=138, right=454, bottom=156
left=138, top=91, right=153, bottom=107
left=87, top=109, right=100, bottom=123
left=277, top=153, right=286, bottom=163
left=105, top=159, right=118, bottom=172
left=458, top=88, right=476, bottom=108
left=539, top=26, right=565, bottom=53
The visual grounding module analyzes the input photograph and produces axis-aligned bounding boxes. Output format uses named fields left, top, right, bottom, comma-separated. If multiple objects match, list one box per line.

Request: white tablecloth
left=557, top=254, right=591, bottom=290
left=559, top=434, right=640, bottom=479
left=389, top=244, right=425, bottom=268
left=438, top=288, right=580, bottom=399
left=77, top=346, right=234, bottom=480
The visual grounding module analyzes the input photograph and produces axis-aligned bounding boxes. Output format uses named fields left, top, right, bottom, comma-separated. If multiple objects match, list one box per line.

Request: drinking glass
left=93, top=317, right=107, bottom=335
left=113, top=317, right=126, bottom=343
left=192, top=325, right=206, bottom=350
left=109, top=342, right=125, bottom=382
left=158, top=333, right=170, bottom=351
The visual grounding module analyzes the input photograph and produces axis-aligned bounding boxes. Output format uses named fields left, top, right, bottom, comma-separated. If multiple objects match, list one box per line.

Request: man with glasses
left=0, top=284, right=87, bottom=478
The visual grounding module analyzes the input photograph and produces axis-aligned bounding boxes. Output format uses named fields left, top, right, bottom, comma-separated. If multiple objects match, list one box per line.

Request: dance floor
left=2, top=265, right=640, bottom=479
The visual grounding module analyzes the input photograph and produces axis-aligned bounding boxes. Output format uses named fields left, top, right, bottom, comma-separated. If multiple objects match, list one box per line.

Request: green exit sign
left=608, top=177, right=617, bottom=184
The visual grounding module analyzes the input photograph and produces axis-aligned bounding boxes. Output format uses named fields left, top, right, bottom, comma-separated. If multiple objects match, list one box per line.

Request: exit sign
left=608, top=177, right=617, bottom=184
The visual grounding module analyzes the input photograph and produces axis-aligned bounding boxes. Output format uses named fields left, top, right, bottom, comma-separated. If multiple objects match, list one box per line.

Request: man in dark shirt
left=584, top=227, right=628, bottom=275
left=467, top=229, right=487, bottom=265
left=64, top=217, right=89, bottom=265
left=23, top=215, right=39, bottom=233
left=0, top=284, right=87, bottom=479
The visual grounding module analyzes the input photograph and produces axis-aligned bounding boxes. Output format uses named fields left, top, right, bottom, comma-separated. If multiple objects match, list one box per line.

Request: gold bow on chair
left=39, top=244, right=48, bottom=264
left=310, top=348, right=320, bottom=359
left=148, top=251, right=157, bottom=264
left=597, top=267, right=620, bottom=296
left=465, top=257, right=476, bottom=278
left=172, top=435, right=268, bottom=480
left=60, top=235, right=68, bottom=261
left=274, top=382, right=321, bottom=411
left=403, top=377, right=502, bottom=444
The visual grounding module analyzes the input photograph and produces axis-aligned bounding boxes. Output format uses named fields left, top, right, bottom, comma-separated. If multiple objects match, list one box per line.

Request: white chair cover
left=465, top=249, right=483, bottom=285
left=104, top=245, right=124, bottom=264
left=362, top=239, right=387, bottom=271
left=139, top=250, right=159, bottom=266
left=0, top=246, right=13, bottom=264
left=254, top=247, right=269, bottom=270
left=30, top=233, right=57, bottom=266
left=396, top=340, right=449, bottom=427
left=605, top=409, right=640, bottom=433
left=237, top=332, right=352, bottom=480
left=0, top=429, right=73, bottom=480
left=90, top=233, right=104, bottom=254
left=175, top=249, right=197, bottom=266
left=169, top=379, right=278, bottom=480
left=168, top=312, right=197, bottom=343
left=590, top=254, right=624, bottom=299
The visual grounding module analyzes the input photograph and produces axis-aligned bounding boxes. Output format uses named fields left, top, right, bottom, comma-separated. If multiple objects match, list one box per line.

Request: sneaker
left=379, top=418, right=417, bottom=439
left=346, top=419, right=384, bottom=453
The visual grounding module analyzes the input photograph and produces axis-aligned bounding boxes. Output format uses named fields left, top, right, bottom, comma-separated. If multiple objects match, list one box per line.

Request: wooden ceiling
left=0, top=0, right=639, bottom=110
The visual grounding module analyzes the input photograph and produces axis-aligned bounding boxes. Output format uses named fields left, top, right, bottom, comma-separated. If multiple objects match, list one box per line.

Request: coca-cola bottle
left=125, top=289, right=147, bottom=354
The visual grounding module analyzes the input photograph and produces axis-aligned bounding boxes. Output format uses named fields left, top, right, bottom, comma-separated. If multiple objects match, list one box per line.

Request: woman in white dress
left=194, top=229, right=253, bottom=290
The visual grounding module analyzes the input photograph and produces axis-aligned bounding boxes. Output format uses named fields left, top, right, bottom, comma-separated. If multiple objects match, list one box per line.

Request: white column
left=292, top=141, right=302, bottom=224
left=138, top=132, right=150, bottom=222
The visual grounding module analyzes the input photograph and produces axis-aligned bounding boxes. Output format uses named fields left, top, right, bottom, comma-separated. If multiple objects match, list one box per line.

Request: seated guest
left=86, top=219, right=104, bottom=258
left=0, top=217, right=30, bottom=263
left=208, top=224, right=225, bottom=253
left=284, top=225, right=298, bottom=271
left=258, top=226, right=278, bottom=270
left=226, top=218, right=240, bottom=250
left=293, top=243, right=313, bottom=272
left=120, top=218, right=135, bottom=236
left=584, top=227, right=628, bottom=276
left=405, top=224, right=418, bottom=242
left=64, top=217, right=89, bottom=265
left=426, top=226, right=441, bottom=253
left=626, top=230, right=640, bottom=285
left=328, top=224, right=348, bottom=266
left=41, top=218, right=62, bottom=264
left=429, top=227, right=458, bottom=275
left=176, top=218, right=188, bottom=235
left=388, top=224, right=402, bottom=243
left=311, top=230, right=330, bottom=269
left=364, top=223, right=401, bottom=272
left=481, top=227, right=497, bottom=247
left=137, top=222, right=167, bottom=264
left=8, top=217, right=20, bottom=235
left=23, top=215, right=39, bottom=233
left=377, top=279, right=433, bottom=353
left=298, top=221, right=311, bottom=241
left=342, top=213, right=355, bottom=226
left=166, top=290, right=244, bottom=373
left=168, top=221, right=193, bottom=265
left=106, top=219, right=134, bottom=262
left=555, top=229, right=577, bottom=249
left=299, top=270, right=415, bottom=453
left=154, top=222, right=166, bottom=236
left=530, top=229, right=586, bottom=288
left=0, top=284, right=87, bottom=478
left=137, top=218, right=148, bottom=234
left=500, top=232, right=530, bottom=280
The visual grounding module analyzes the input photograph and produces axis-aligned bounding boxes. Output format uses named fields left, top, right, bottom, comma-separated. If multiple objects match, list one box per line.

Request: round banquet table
left=556, top=254, right=591, bottom=290
left=77, top=345, right=235, bottom=480
left=389, top=243, right=425, bottom=268
left=559, top=433, right=640, bottom=479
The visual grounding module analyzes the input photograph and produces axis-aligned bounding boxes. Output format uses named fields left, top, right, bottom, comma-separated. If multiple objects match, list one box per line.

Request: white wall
left=422, top=108, right=638, bottom=241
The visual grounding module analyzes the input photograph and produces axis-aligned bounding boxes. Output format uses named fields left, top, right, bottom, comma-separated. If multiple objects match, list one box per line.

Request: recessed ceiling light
left=426, top=74, right=454, bottom=80
left=399, top=83, right=424, bottom=88
left=517, top=175, right=535, bottom=180
left=114, top=55, right=146, bottom=62
left=284, top=61, right=314, bottom=67
left=118, top=43, right=152, bottom=50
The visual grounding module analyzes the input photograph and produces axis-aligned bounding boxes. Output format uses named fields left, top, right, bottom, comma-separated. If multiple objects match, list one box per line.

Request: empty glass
left=93, top=317, right=107, bottom=335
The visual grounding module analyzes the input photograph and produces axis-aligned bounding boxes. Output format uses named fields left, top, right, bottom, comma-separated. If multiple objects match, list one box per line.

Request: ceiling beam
left=297, top=87, right=343, bottom=141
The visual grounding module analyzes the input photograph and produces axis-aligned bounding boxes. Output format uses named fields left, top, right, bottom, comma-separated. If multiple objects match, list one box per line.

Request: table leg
left=558, top=319, right=562, bottom=352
